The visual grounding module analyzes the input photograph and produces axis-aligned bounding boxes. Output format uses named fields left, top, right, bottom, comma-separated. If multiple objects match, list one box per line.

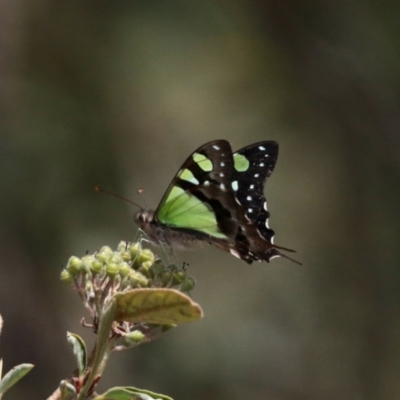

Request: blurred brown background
left=1, top=1, right=399, bottom=399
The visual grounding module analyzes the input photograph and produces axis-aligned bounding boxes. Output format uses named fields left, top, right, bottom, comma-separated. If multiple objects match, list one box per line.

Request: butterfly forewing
left=155, top=140, right=237, bottom=239
left=157, top=186, right=225, bottom=238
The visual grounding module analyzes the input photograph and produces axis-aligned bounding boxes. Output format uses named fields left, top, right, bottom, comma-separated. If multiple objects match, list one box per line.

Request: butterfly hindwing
left=232, top=141, right=278, bottom=243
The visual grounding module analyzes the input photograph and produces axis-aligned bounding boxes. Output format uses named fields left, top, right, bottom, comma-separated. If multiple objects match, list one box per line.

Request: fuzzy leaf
left=113, top=288, right=203, bottom=325
left=67, top=332, right=87, bottom=375
left=0, top=363, right=34, bottom=395
left=94, top=386, right=173, bottom=400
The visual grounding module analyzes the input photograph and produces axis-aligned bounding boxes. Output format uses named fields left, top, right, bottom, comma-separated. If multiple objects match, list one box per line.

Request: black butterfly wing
left=233, top=141, right=278, bottom=243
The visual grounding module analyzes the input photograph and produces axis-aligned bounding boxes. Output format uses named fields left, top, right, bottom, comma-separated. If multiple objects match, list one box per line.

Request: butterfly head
left=134, top=209, right=154, bottom=229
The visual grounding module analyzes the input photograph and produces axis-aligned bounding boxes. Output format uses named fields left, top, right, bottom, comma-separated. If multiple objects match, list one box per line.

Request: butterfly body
left=135, top=140, right=300, bottom=265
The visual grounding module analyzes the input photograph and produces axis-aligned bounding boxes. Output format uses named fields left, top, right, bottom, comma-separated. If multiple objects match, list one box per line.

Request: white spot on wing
left=248, top=208, right=253, bottom=213
left=259, top=146, right=266, bottom=150
left=265, top=219, right=270, bottom=228
left=231, top=180, right=238, bottom=191
left=229, top=248, right=241, bottom=259
left=204, top=180, right=210, bottom=186
left=259, top=163, right=264, bottom=167
left=247, top=195, right=252, bottom=201
left=213, top=145, right=220, bottom=150
left=250, top=184, right=254, bottom=189
left=254, top=173, right=259, bottom=178
left=263, top=201, right=267, bottom=210
left=219, top=172, right=224, bottom=177
left=220, top=183, right=226, bottom=189
left=264, top=154, right=269, bottom=158
left=220, top=162, right=225, bottom=167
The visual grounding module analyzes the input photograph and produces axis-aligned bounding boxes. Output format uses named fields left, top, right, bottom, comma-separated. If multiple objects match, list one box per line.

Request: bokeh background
left=1, top=1, right=400, bottom=399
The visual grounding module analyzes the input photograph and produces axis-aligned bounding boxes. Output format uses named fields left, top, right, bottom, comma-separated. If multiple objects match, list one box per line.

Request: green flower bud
left=90, top=260, right=103, bottom=274
left=109, top=254, right=123, bottom=265
left=96, top=246, right=113, bottom=262
left=180, top=277, right=196, bottom=292
left=129, top=243, right=141, bottom=259
left=85, top=280, right=94, bottom=294
left=128, top=270, right=149, bottom=288
left=136, top=249, right=155, bottom=265
left=159, top=269, right=173, bottom=286
left=139, top=260, right=154, bottom=277
left=66, top=256, right=81, bottom=274
left=171, top=270, right=186, bottom=285
left=121, top=251, right=132, bottom=262
left=124, top=330, right=145, bottom=343
left=60, top=269, right=73, bottom=283
left=119, top=262, right=131, bottom=278
left=117, top=241, right=129, bottom=253
left=81, top=255, right=95, bottom=274
left=106, top=262, right=119, bottom=278
left=100, top=246, right=113, bottom=255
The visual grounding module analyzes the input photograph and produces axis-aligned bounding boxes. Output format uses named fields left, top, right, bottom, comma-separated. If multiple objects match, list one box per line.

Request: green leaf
left=94, top=386, right=173, bottom=400
left=113, top=288, right=203, bottom=325
left=0, top=363, right=34, bottom=395
left=67, top=332, right=87, bottom=375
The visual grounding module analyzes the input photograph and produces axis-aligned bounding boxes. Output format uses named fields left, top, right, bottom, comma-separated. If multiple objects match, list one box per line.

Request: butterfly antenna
left=94, top=185, right=143, bottom=211
left=137, top=188, right=149, bottom=211
left=272, top=245, right=302, bottom=265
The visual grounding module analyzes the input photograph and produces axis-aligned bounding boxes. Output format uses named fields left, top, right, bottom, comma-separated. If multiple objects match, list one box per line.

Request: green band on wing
left=233, top=153, right=250, bottom=172
left=157, top=186, right=228, bottom=239
left=193, top=153, right=213, bottom=172
left=180, top=168, right=199, bottom=185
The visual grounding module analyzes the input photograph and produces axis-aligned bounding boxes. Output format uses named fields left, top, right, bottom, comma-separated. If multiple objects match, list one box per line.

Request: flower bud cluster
left=61, top=241, right=196, bottom=295
left=61, top=241, right=197, bottom=346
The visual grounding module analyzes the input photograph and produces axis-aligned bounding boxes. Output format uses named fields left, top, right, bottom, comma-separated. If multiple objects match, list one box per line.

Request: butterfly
left=135, top=140, right=300, bottom=265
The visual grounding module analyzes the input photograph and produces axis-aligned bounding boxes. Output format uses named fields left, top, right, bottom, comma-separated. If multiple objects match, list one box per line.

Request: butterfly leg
left=157, top=240, right=189, bottom=270
left=158, top=240, right=175, bottom=266
left=136, top=228, right=164, bottom=250
left=133, top=227, right=147, bottom=242
left=130, top=230, right=155, bottom=265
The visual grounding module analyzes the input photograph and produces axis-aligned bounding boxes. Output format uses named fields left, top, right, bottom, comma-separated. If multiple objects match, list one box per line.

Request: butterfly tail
left=266, top=246, right=302, bottom=265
